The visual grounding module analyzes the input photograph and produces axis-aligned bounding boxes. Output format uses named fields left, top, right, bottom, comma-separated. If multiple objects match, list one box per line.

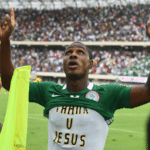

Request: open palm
left=0, top=7, right=15, bottom=41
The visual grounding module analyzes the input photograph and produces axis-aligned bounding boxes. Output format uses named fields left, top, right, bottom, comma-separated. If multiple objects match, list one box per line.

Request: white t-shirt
left=47, top=106, right=109, bottom=150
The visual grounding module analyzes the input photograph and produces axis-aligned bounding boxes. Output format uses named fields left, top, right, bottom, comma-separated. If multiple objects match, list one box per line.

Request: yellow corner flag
left=0, top=65, right=31, bottom=150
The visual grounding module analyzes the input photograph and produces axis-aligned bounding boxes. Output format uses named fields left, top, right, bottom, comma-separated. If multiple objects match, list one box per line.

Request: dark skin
left=1, top=7, right=150, bottom=129
left=63, top=43, right=93, bottom=92
left=63, top=43, right=150, bottom=107
left=129, top=14, right=150, bottom=108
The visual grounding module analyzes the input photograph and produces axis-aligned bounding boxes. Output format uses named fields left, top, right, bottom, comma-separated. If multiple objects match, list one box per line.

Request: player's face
left=63, top=43, right=93, bottom=77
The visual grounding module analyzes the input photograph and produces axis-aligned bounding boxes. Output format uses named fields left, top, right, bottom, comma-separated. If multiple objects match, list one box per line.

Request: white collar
left=62, top=82, right=93, bottom=90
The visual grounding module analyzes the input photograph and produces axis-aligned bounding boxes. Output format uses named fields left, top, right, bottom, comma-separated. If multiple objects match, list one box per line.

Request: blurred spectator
left=2, top=4, right=150, bottom=77
left=34, top=77, right=42, bottom=82
left=0, top=4, right=150, bottom=42
left=11, top=46, right=150, bottom=77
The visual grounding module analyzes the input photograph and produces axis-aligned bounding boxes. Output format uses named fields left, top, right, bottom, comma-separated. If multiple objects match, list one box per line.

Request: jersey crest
left=85, top=91, right=100, bottom=102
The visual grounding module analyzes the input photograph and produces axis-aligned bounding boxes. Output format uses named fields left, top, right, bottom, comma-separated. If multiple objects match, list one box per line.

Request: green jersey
left=29, top=81, right=131, bottom=150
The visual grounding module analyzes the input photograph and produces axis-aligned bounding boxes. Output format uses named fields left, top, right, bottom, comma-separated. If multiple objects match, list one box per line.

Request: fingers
left=0, top=17, right=10, bottom=30
left=5, top=14, right=11, bottom=23
left=10, top=7, right=15, bottom=28
left=0, top=7, right=15, bottom=31
left=1, top=18, right=8, bottom=29
left=149, top=14, right=150, bottom=22
left=5, top=14, right=11, bottom=28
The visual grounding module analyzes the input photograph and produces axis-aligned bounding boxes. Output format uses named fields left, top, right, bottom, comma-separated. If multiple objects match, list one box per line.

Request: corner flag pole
left=0, top=65, right=31, bottom=150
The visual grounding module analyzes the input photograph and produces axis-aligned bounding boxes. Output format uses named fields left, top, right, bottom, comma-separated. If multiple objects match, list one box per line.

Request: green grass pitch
left=0, top=87, right=149, bottom=150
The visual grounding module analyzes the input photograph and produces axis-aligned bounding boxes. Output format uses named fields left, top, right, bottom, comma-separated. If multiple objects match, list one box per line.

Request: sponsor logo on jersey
left=85, top=91, right=100, bottom=102
left=52, top=93, right=61, bottom=97
left=70, top=95, right=80, bottom=98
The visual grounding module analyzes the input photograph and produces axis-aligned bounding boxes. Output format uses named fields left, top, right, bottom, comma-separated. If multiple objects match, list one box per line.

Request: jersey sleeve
left=113, top=84, right=132, bottom=109
left=29, top=81, right=48, bottom=107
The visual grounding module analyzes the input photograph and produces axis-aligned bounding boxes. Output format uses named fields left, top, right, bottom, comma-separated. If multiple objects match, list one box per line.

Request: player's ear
left=89, top=60, right=93, bottom=69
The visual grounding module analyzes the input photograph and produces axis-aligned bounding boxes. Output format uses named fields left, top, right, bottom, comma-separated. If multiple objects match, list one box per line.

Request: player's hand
left=0, top=123, right=3, bottom=133
left=146, top=14, right=150, bottom=38
left=0, top=7, right=15, bottom=41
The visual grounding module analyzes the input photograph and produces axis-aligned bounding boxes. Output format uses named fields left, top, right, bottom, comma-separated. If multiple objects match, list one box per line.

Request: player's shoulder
left=29, top=81, right=63, bottom=89
left=93, top=83, right=131, bottom=90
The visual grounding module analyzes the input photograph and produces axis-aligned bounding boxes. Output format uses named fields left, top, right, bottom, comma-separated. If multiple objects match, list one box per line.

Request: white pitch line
left=109, top=128, right=146, bottom=135
left=28, top=116, right=48, bottom=121
left=28, top=114, right=43, bottom=116
left=114, top=113, right=150, bottom=116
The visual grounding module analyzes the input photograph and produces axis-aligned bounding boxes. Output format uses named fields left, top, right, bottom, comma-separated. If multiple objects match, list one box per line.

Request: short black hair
left=65, top=41, right=93, bottom=60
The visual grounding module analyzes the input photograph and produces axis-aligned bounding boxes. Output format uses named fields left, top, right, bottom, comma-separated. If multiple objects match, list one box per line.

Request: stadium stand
left=0, top=4, right=150, bottom=42
left=11, top=45, right=150, bottom=77
left=0, top=1, right=150, bottom=149
left=0, top=1, right=150, bottom=85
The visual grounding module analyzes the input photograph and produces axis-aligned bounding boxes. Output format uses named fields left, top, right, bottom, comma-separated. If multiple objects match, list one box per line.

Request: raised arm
left=130, top=82, right=150, bottom=108
left=130, top=16, right=150, bottom=108
left=0, top=7, right=15, bottom=91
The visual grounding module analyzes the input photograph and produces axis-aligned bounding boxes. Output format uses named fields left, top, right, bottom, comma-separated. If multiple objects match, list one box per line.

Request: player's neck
left=66, top=76, right=89, bottom=93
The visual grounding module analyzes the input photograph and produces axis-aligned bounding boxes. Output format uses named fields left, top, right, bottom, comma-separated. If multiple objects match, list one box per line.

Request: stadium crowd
left=1, top=4, right=150, bottom=77
left=0, top=4, right=150, bottom=41
left=11, top=46, right=150, bottom=77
